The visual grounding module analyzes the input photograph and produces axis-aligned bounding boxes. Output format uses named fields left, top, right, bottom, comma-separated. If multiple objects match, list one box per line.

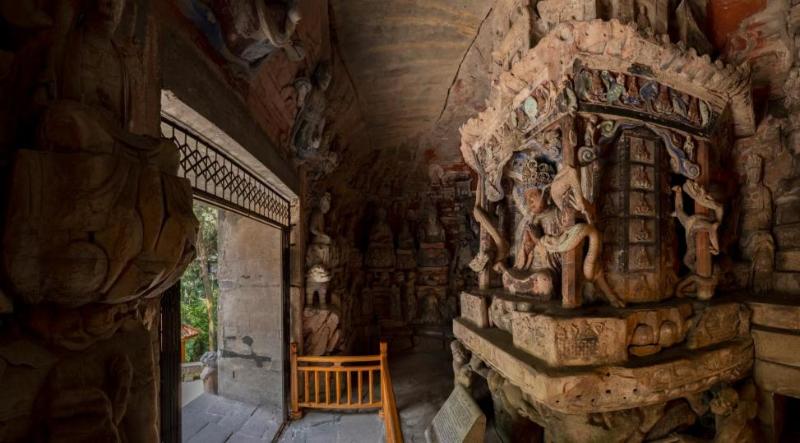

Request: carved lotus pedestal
left=453, top=291, right=754, bottom=442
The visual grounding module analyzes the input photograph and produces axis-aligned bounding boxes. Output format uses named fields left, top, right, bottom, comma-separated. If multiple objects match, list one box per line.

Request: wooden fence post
left=379, top=341, right=403, bottom=442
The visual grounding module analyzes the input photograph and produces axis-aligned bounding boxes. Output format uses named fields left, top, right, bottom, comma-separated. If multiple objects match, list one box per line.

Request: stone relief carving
left=291, top=63, right=332, bottom=161
left=738, top=154, right=775, bottom=293
left=452, top=13, right=759, bottom=443
left=0, top=0, right=196, bottom=439
left=365, top=207, right=395, bottom=269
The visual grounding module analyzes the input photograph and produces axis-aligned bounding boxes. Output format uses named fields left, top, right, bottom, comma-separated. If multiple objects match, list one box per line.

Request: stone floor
left=181, top=394, right=282, bottom=442
left=182, top=349, right=479, bottom=442
left=182, top=380, right=204, bottom=407
left=277, top=350, right=455, bottom=442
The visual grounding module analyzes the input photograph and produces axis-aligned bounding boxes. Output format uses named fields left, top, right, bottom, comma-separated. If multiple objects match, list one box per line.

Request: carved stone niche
left=455, top=18, right=756, bottom=443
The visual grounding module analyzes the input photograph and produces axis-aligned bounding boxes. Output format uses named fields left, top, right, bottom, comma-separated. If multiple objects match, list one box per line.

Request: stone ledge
left=754, top=359, right=800, bottom=398
left=773, top=272, right=800, bottom=294
left=752, top=327, right=800, bottom=368
left=454, top=318, right=752, bottom=414
left=747, top=299, right=800, bottom=331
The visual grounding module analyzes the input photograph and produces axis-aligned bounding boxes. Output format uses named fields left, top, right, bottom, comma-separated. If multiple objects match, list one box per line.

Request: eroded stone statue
left=738, top=154, right=775, bottom=293
left=306, top=192, right=333, bottom=307
left=365, top=207, right=396, bottom=268
left=291, top=63, right=332, bottom=160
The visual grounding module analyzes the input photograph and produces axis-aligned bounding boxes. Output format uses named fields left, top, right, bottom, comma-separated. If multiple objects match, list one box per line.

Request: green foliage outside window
left=181, top=202, right=219, bottom=362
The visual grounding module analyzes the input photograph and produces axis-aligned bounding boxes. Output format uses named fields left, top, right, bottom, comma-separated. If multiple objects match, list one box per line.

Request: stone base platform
left=461, top=291, right=751, bottom=366
left=454, top=317, right=753, bottom=414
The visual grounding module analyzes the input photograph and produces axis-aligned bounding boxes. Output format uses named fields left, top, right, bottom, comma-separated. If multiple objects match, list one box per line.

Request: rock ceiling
left=330, top=0, right=493, bottom=162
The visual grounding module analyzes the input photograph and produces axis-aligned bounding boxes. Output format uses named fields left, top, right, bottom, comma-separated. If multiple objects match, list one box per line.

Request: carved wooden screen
left=601, top=129, right=677, bottom=302
left=161, top=117, right=291, bottom=229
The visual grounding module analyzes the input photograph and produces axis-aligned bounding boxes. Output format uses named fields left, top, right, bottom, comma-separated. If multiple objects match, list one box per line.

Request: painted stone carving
left=417, top=203, right=449, bottom=268
left=210, top=0, right=303, bottom=63
left=179, top=0, right=303, bottom=67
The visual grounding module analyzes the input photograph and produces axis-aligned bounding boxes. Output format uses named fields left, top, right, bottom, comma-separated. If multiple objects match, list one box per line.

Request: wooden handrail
left=290, top=341, right=404, bottom=442
left=379, top=342, right=403, bottom=443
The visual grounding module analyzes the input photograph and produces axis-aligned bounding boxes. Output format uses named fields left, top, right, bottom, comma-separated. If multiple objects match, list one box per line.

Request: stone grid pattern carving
left=161, top=117, right=290, bottom=228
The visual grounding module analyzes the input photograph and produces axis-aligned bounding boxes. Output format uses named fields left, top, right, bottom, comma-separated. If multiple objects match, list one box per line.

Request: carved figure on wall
left=418, top=202, right=449, bottom=268
left=738, top=154, right=774, bottom=293
left=211, top=0, right=303, bottom=63
left=710, top=383, right=758, bottom=443
left=0, top=2, right=197, bottom=437
left=291, top=63, right=332, bottom=160
left=420, top=293, right=441, bottom=325
left=306, top=192, right=332, bottom=267
left=419, top=202, right=446, bottom=243
left=470, top=174, right=510, bottom=274
left=365, top=207, right=396, bottom=268
left=306, top=193, right=333, bottom=307
left=180, top=0, right=303, bottom=69
left=497, top=187, right=558, bottom=298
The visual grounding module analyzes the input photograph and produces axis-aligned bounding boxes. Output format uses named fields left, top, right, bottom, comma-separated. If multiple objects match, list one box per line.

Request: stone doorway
left=159, top=101, right=293, bottom=443
left=178, top=201, right=288, bottom=443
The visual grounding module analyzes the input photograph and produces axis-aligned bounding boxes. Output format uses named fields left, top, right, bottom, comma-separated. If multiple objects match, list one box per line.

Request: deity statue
left=419, top=202, right=446, bottom=244
left=365, top=207, right=396, bottom=268
left=496, top=187, right=559, bottom=298
left=306, top=192, right=332, bottom=267
left=306, top=193, right=333, bottom=307
left=291, top=63, right=332, bottom=159
left=738, top=154, right=775, bottom=292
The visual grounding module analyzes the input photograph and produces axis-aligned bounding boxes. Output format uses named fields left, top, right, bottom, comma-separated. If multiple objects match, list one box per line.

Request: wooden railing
left=290, top=341, right=403, bottom=442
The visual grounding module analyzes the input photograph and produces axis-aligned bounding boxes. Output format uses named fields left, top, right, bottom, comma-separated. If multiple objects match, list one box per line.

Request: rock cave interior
left=2, top=0, right=800, bottom=442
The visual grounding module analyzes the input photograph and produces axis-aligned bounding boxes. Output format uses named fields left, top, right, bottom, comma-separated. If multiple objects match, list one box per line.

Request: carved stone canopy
left=460, top=20, right=755, bottom=175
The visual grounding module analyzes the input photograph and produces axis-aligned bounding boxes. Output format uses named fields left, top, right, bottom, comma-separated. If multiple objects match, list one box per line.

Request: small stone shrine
left=453, top=8, right=759, bottom=442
